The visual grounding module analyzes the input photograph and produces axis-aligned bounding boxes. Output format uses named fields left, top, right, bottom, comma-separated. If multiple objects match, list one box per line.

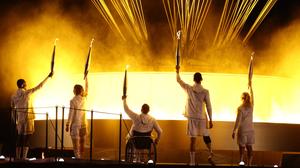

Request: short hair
left=17, top=79, right=25, bottom=88
left=73, top=84, right=84, bottom=95
left=141, top=104, right=150, bottom=114
left=193, top=72, right=203, bottom=83
left=242, top=92, right=251, bottom=105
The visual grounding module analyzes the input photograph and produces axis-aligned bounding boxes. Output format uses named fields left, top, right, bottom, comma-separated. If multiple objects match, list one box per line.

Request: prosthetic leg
left=204, top=136, right=215, bottom=166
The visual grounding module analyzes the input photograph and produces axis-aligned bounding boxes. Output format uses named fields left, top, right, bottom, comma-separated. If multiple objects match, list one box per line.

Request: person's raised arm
left=27, top=72, right=53, bottom=94
left=176, top=65, right=188, bottom=89
left=249, top=82, right=254, bottom=106
left=122, top=96, right=138, bottom=120
left=84, top=75, right=88, bottom=97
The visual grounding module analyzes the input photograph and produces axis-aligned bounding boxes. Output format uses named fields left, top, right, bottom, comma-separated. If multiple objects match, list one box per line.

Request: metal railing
left=9, top=106, right=123, bottom=162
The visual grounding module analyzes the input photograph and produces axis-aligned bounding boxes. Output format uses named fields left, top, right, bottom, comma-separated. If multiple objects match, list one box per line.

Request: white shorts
left=237, top=131, right=255, bottom=146
left=17, top=119, right=34, bottom=135
left=187, top=119, right=209, bottom=137
left=70, top=125, right=87, bottom=139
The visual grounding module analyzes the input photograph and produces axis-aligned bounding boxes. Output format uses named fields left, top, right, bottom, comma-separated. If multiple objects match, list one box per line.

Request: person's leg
left=189, top=137, right=196, bottom=165
left=15, top=134, right=22, bottom=159
left=79, top=136, right=85, bottom=159
left=71, top=138, right=80, bottom=159
left=20, top=134, right=25, bottom=159
left=22, top=134, right=31, bottom=159
left=79, top=127, right=87, bottom=159
left=246, top=145, right=253, bottom=166
left=239, top=145, right=245, bottom=164
left=190, top=137, right=196, bottom=152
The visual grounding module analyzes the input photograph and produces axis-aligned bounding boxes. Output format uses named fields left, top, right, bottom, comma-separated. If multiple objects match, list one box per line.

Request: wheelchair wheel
left=125, top=139, right=135, bottom=162
left=125, top=137, right=157, bottom=165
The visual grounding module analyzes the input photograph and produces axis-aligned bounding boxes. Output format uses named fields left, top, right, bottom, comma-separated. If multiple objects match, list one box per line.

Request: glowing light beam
left=91, top=0, right=148, bottom=43
left=32, top=72, right=300, bottom=124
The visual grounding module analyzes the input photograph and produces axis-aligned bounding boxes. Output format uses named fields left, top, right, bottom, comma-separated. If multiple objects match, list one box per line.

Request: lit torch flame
left=90, top=38, right=95, bottom=47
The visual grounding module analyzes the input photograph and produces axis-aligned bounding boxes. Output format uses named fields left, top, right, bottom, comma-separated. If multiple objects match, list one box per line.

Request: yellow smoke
left=3, top=1, right=300, bottom=125
left=262, top=20, right=300, bottom=79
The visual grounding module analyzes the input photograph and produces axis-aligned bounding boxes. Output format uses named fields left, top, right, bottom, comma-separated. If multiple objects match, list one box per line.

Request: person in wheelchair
left=122, top=95, right=162, bottom=162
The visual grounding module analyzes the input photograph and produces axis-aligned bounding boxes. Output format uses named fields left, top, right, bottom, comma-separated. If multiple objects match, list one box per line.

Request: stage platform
left=0, top=148, right=292, bottom=168
left=0, top=159, right=283, bottom=168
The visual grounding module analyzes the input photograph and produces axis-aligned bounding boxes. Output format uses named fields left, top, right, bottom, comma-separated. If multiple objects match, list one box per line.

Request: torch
left=84, top=38, right=94, bottom=80
left=123, top=65, right=129, bottom=97
left=50, top=38, right=58, bottom=76
left=176, top=30, right=182, bottom=68
left=248, top=52, right=254, bottom=88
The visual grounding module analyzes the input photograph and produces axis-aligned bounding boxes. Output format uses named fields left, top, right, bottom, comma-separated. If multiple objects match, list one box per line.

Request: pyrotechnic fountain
left=31, top=0, right=296, bottom=124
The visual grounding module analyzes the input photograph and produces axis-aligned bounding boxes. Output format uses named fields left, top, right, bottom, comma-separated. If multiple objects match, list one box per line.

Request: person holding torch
left=175, top=30, right=214, bottom=166
left=11, top=72, right=53, bottom=160
left=11, top=39, right=56, bottom=160
left=66, top=39, right=93, bottom=159
left=66, top=76, right=88, bottom=159
left=122, top=66, right=162, bottom=162
left=232, top=54, right=255, bottom=166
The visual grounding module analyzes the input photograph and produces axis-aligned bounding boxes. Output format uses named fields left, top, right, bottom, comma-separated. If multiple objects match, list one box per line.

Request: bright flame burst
left=32, top=72, right=300, bottom=124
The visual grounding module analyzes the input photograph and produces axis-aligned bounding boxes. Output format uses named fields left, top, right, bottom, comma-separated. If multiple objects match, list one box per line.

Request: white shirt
left=234, top=105, right=254, bottom=133
left=11, top=81, right=46, bottom=123
left=177, top=74, right=212, bottom=120
left=123, top=100, right=162, bottom=139
left=67, top=95, right=87, bottom=128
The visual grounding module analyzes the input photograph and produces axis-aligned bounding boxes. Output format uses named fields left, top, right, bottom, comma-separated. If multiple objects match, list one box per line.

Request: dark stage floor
left=0, top=148, right=298, bottom=168
left=0, top=158, right=284, bottom=168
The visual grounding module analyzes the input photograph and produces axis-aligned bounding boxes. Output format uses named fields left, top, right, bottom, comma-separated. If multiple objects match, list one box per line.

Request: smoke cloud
left=0, top=0, right=299, bottom=109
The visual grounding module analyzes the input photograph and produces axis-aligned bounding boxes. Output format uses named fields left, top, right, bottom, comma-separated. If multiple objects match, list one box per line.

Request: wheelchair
left=125, top=130, right=157, bottom=165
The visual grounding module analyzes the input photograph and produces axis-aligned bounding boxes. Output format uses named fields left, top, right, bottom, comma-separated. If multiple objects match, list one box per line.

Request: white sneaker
left=239, top=161, right=245, bottom=166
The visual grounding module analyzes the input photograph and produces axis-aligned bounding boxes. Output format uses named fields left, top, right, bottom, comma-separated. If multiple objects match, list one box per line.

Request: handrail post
left=61, top=106, right=65, bottom=157
left=55, top=106, right=58, bottom=161
left=46, top=112, right=49, bottom=154
left=119, top=114, right=122, bottom=163
left=90, top=110, right=93, bottom=161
